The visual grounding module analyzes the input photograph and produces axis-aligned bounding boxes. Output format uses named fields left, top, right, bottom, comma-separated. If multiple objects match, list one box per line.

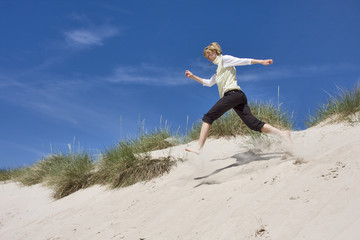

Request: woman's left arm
left=222, top=55, right=273, bottom=67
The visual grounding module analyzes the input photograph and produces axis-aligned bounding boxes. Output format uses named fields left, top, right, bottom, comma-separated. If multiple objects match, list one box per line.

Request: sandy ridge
left=1, top=122, right=360, bottom=240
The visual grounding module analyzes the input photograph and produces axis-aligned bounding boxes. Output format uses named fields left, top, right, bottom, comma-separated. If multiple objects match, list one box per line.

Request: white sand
left=1, top=122, right=360, bottom=240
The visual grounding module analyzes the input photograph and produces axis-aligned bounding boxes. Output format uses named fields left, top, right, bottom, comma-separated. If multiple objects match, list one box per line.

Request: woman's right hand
left=185, top=70, right=194, bottom=79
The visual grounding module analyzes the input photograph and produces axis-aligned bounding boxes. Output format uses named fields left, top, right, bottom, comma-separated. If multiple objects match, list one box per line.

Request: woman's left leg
left=185, top=91, right=243, bottom=154
left=233, top=93, right=292, bottom=143
left=261, top=124, right=292, bottom=143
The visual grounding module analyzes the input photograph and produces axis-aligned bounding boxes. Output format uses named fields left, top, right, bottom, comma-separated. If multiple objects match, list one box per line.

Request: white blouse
left=202, top=55, right=252, bottom=98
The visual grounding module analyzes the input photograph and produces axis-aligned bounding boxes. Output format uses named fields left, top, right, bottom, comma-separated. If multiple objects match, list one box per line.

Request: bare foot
left=185, top=147, right=201, bottom=155
left=281, top=130, right=293, bottom=144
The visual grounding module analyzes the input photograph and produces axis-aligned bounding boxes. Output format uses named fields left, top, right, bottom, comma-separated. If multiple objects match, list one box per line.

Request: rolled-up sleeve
left=202, top=74, right=217, bottom=87
left=222, top=55, right=252, bottom=68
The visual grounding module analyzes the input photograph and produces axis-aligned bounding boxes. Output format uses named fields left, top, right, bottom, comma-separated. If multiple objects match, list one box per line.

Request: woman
left=185, top=42, right=291, bottom=154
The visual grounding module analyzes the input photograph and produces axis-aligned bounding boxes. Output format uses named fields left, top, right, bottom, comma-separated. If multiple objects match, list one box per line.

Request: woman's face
left=205, top=50, right=217, bottom=62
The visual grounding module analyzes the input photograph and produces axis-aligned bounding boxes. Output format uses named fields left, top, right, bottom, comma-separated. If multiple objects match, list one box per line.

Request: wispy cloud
left=102, top=63, right=190, bottom=86
left=0, top=71, right=116, bottom=131
left=0, top=20, right=122, bottom=125
left=0, top=75, right=21, bottom=88
left=65, top=25, right=118, bottom=47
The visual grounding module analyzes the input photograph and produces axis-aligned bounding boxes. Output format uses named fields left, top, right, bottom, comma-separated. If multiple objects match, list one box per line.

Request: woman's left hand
left=262, top=59, right=273, bottom=65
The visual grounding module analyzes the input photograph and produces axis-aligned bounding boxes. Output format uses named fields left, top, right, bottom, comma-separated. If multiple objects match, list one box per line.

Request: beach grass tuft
left=9, top=153, right=95, bottom=199
left=92, top=123, right=178, bottom=189
left=306, top=82, right=360, bottom=127
left=0, top=168, right=24, bottom=182
left=95, top=138, right=176, bottom=189
left=44, top=153, right=95, bottom=199
left=0, top=123, right=178, bottom=199
left=136, top=128, right=175, bottom=152
left=12, top=154, right=69, bottom=186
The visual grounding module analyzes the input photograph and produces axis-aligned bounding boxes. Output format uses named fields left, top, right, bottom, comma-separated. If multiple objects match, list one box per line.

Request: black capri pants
left=202, top=90, right=265, bottom=132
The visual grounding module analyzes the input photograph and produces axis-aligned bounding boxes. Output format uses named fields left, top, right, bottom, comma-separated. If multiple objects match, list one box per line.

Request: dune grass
left=306, top=83, right=360, bottom=127
left=135, top=127, right=175, bottom=151
left=44, top=153, right=95, bottom=199
left=0, top=126, right=178, bottom=198
left=95, top=125, right=177, bottom=188
left=8, top=153, right=95, bottom=199
left=0, top=168, right=26, bottom=182
left=95, top=140, right=175, bottom=188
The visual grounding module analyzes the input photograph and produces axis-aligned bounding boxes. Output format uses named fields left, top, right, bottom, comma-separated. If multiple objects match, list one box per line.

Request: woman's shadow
left=194, top=150, right=282, bottom=183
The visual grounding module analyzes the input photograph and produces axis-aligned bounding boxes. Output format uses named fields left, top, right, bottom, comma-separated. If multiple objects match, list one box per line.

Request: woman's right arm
left=185, top=70, right=216, bottom=86
left=185, top=70, right=203, bottom=84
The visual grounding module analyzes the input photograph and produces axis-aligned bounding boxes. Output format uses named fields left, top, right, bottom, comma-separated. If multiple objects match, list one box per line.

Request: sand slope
left=1, top=122, right=360, bottom=240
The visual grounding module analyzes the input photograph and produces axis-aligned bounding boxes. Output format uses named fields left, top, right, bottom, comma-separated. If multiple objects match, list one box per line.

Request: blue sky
left=1, top=0, right=359, bottom=168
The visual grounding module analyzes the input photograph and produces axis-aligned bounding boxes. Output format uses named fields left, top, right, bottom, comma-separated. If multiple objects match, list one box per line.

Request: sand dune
left=1, top=122, right=360, bottom=240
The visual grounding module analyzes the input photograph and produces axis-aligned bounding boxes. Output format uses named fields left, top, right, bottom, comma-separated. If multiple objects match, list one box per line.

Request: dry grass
left=9, top=153, right=95, bottom=199
left=94, top=140, right=176, bottom=189
left=306, top=82, right=360, bottom=127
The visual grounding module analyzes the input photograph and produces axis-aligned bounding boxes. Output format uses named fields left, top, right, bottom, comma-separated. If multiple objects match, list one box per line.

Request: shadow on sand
left=193, top=151, right=283, bottom=188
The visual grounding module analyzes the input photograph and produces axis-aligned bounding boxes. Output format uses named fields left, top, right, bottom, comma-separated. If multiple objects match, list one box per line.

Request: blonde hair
left=203, top=42, right=222, bottom=57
